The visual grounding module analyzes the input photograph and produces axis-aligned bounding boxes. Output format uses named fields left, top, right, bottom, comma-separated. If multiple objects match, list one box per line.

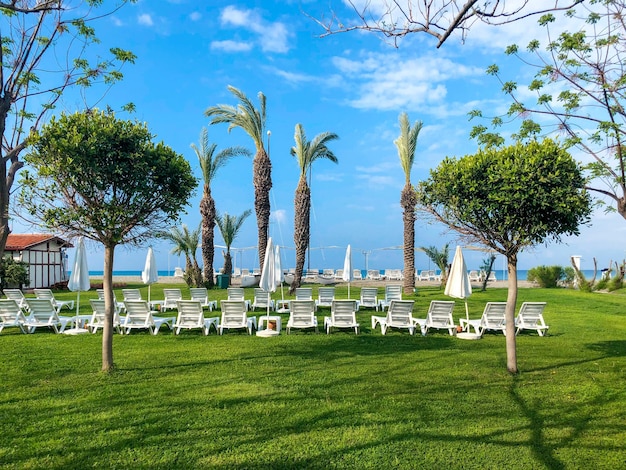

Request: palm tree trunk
left=253, top=148, right=272, bottom=272
left=401, top=183, right=417, bottom=295
left=291, top=177, right=310, bottom=294
left=200, top=187, right=215, bottom=288
left=223, top=250, right=232, bottom=283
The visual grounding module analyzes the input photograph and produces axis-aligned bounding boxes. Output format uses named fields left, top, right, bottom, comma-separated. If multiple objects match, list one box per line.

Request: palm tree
left=394, top=112, right=423, bottom=294
left=216, top=210, right=252, bottom=282
left=192, top=127, right=250, bottom=288
left=420, top=243, right=450, bottom=285
left=289, top=123, right=339, bottom=293
left=205, top=86, right=271, bottom=272
left=161, top=224, right=203, bottom=287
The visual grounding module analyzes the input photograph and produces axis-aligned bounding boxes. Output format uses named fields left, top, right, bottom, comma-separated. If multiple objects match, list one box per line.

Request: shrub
left=0, top=256, right=29, bottom=291
left=527, top=265, right=567, bottom=288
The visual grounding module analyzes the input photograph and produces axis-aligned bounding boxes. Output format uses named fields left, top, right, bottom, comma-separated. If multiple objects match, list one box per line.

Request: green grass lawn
left=1, top=283, right=625, bottom=469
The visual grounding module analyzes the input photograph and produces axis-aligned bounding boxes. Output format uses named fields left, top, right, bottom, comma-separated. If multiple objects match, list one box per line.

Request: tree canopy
left=19, top=109, right=196, bottom=371
left=416, top=138, right=591, bottom=372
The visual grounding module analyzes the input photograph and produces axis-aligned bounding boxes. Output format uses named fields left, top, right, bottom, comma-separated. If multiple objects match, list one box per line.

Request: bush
left=527, top=265, right=567, bottom=288
left=0, top=256, right=30, bottom=291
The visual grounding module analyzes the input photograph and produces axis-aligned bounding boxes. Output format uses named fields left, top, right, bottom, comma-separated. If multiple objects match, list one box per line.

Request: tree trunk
left=223, top=250, right=232, bottom=283
left=253, top=148, right=272, bottom=272
left=200, top=187, right=215, bottom=288
left=102, top=244, right=116, bottom=372
left=505, top=253, right=519, bottom=374
left=291, top=177, right=310, bottom=294
left=401, top=184, right=417, bottom=295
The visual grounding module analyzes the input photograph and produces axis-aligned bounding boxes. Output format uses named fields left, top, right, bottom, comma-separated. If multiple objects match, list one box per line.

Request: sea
left=86, top=269, right=600, bottom=282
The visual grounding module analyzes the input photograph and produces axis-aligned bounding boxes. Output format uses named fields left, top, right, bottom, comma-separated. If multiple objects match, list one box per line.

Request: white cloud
left=219, top=5, right=291, bottom=53
left=271, top=209, right=288, bottom=225
left=190, top=12, right=201, bottom=22
left=210, top=40, right=253, bottom=52
left=138, top=13, right=154, bottom=27
left=332, top=53, right=483, bottom=112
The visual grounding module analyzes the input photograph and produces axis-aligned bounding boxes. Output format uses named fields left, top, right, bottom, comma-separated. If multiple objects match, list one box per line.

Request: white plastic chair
left=33, top=288, right=75, bottom=312
left=251, top=288, right=274, bottom=311
left=316, top=287, right=336, bottom=309
left=89, top=299, right=123, bottom=334
left=96, top=289, right=126, bottom=315
left=162, top=288, right=183, bottom=311
left=371, top=300, right=415, bottom=335
left=3, top=289, right=30, bottom=311
left=359, top=287, right=379, bottom=311
left=515, top=302, right=549, bottom=336
left=122, top=300, right=175, bottom=335
left=122, top=289, right=143, bottom=301
left=189, top=287, right=217, bottom=311
left=414, top=300, right=456, bottom=336
left=24, top=298, right=73, bottom=334
left=460, top=302, right=507, bottom=336
left=324, top=300, right=359, bottom=334
left=218, top=300, right=256, bottom=335
left=226, top=287, right=250, bottom=310
left=286, top=300, right=318, bottom=334
left=378, top=285, right=402, bottom=311
left=0, top=299, right=27, bottom=334
left=174, top=300, right=219, bottom=335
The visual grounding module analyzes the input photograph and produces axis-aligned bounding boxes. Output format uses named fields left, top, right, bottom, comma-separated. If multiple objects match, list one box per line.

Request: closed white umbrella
left=342, top=245, right=353, bottom=299
left=65, top=237, right=90, bottom=335
left=445, top=245, right=472, bottom=321
left=142, top=247, right=158, bottom=304
left=258, top=237, right=278, bottom=337
left=274, top=244, right=285, bottom=303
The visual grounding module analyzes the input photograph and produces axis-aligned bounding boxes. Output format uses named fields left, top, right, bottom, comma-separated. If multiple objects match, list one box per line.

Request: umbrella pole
left=348, top=282, right=350, bottom=299
left=148, top=285, right=151, bottom=305
left=75, top=291, right=80, bottom=328
left=465, top=301, right=469, bottom=321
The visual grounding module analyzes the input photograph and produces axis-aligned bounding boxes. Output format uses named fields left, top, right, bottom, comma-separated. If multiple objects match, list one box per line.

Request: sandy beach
left=99, top=275, right=533, bottom=289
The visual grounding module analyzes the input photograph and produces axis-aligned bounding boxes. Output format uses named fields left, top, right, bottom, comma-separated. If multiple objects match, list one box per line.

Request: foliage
left=193, top=127, right=250, bottom=288
left=0, top=1, right=136, bottom=260
left=17, top=109, right=196, bottom=371
left=216, top=210, right=252, bottom=280
left=527, top=265, right=568, bottom=288
left=0, top=256, right=29, bottom=291
left=205, top=86, right=271, bottom=271
left=316, top=0, right=584, bottom=47
left=416, top=138, right=592, bottom=372
left=1, top=285, right=625, bottom=468
left=290, top=123, right=339, bottom=292
left=469, top=2, right=626, bottom=219
left=19, top=110, right=196, bottom=245
left=419, top=243, right=450, bottom=284
left=160, top=224, right=203, bottom=288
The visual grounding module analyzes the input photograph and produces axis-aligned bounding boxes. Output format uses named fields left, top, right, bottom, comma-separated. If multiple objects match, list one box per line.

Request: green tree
left=316, top=1, right=582, bottom=47
left=0, top=256, right=29, bottom=291
left=419, top=244, right=450, bottom=285
left=19, top=109, right=196, bottom=371
left=161, top=224, right=203, bottom=288
left=205, top=86, right=271, bottom=271
left=470, top=2, right=626, bottom=219
left=216, top=210, right=252, bottom=283
left=0, top=1, right=136, bottom=261
left=416, top=138, right=591, bottom=373
left=289, top=123, right=339, bottom=293
left=192, top=127, right=250, bottom=288
left=394, top=113, right=423, bottom=294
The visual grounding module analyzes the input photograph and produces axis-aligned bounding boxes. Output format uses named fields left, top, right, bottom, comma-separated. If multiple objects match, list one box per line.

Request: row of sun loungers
left=0, top=285, right=549, bottom=337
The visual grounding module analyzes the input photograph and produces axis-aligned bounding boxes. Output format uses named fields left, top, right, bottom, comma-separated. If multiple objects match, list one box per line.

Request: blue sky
left=16, top=1, right=625, bottom=274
